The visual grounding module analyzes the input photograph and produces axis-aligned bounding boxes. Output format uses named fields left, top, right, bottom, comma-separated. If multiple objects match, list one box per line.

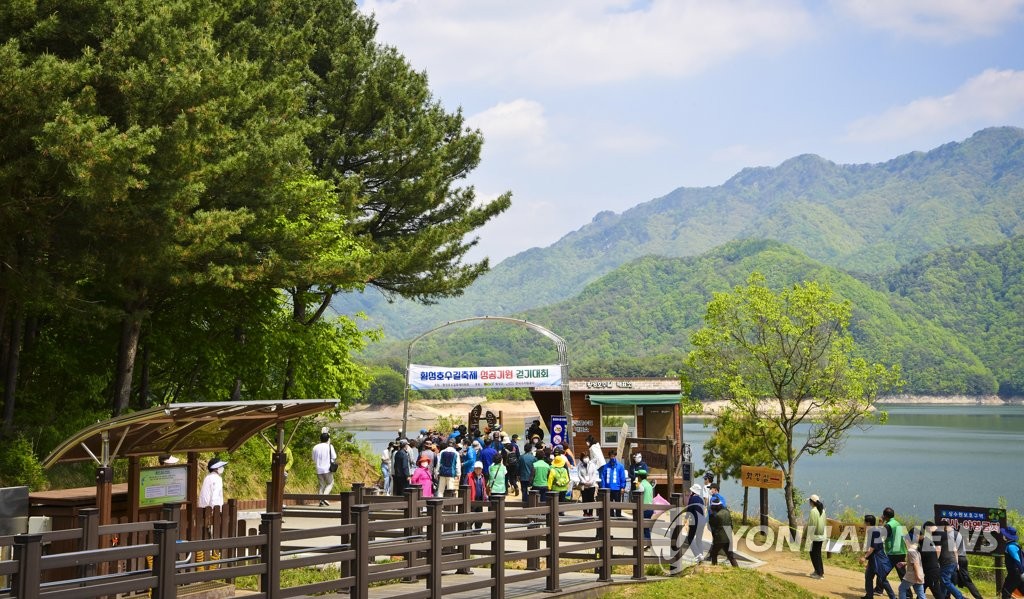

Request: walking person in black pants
left=806, top=494, right=827, bottom=579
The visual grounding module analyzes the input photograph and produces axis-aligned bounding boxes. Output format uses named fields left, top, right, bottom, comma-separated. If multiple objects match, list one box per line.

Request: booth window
left=601, top=405, right=636, bottom=446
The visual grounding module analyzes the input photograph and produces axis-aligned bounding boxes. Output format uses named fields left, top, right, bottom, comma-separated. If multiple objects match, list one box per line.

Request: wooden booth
left=530, top=378, right=685, bottom=492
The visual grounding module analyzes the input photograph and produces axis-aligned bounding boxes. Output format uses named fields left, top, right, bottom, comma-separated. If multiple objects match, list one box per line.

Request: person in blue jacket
left=1002, top=526, right=1024, bottom=599
left=600, top=448, right=628, bottom=517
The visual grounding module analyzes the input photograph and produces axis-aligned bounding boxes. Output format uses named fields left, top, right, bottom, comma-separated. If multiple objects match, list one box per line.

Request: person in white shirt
left=586, top=435, right=606, bottom=473
left=312, top=429, right=337, bottom=506
left=198, top=458, right=227, bottom=508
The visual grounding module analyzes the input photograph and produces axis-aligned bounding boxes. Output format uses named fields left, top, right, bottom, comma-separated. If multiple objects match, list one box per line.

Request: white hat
left=473, top=461, right=484, bottom=469
left=690, top=483, right=703, bottom=494
left=809, top=494, right=820, bottom=503
left=158, top=455, right=179, bottom=465
left=208, top=458, right=228, bottom=471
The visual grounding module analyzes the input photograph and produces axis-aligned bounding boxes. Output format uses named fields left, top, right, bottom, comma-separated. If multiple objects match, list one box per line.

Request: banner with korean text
left=408, top=364, right=562, bottom=390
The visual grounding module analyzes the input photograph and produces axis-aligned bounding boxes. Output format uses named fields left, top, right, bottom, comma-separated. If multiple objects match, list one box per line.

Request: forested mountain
left=882, top=237, right=1024, bottom=395
left=379, top=238, right=1024, bottom=397
left=338, top=127, right=1024, bottom=338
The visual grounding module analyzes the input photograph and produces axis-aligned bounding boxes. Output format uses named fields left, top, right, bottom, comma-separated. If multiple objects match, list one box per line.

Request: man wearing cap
left=707, top=496, right=739, bottom=567
left=684, top=483, right=708, bottom=561
left=700, top=471, right=715, bottom=504
left=392, top=439, right=413, bottom=495
left=198, top=457, right=227, bottom=508
left=1001, top=526, right=1024, bottom=599
left=807, top=494, right=827, bottom=579
left=635, top=469, right=654, bottom=540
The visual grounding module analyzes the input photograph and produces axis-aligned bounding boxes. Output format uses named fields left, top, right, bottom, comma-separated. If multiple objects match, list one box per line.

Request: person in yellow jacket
left=547, top=454, right=571, bottom=495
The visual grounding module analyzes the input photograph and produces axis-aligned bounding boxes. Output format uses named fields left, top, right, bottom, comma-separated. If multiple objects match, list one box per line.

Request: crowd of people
left=375, top=424, right=662, bottom=510
left=852, top=508, right=1021, bottom=599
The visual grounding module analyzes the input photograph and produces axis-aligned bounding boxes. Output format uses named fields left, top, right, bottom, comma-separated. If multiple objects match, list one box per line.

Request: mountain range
left=336, top=127, right=1024, bottom=340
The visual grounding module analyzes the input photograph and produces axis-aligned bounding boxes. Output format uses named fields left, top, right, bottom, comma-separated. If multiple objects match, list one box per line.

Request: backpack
left=505, top=450, right=519, bottom=471
left=553, top=466, right=569, bottom=488
left=439, top=450, right=458, bottom=478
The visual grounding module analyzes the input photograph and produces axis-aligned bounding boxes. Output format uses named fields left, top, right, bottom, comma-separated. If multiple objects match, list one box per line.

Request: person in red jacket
left=467, top=461, right=488, bottom=529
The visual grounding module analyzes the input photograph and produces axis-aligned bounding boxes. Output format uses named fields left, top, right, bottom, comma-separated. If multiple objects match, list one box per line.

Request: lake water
left=345, top=404, right=1024, bottom=522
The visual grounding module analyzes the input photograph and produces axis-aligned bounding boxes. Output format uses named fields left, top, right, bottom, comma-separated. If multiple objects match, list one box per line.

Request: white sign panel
left=408, top=364, right=562, bottom=390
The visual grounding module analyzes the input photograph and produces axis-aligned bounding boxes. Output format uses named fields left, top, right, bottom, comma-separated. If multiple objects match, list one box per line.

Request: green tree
left=684, top=272, right=901, bottom=533
left=702, top=412, right=785, bottom=523
left=364, top=367, right=405, bottom=407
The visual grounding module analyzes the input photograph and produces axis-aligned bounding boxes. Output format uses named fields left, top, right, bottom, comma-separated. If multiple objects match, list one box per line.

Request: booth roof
left=42, top=400, right=339, bottom=468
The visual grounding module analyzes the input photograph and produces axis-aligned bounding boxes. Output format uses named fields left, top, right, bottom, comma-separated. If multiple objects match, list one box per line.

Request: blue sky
left=359, top=1, right=1024, bottom=263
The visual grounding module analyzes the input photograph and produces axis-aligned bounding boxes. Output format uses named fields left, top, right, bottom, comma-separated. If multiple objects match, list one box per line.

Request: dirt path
left=735, top=536, right=869, bottom=599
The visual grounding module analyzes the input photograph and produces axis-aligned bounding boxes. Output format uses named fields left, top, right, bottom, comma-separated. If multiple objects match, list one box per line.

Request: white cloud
left=709, top=143, right=782, bottom=167
left=844, top=69, right=1024, bottom=142
left=835, top=0, right=1024, bottom=40
left=360, top=0, right=812, bottom=86
left=466, top=99, right=548, bottom=145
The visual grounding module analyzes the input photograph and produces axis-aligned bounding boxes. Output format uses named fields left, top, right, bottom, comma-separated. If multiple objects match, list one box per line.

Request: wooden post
left=187, top=452, right=199, bottom=540
left=128, top=456, right=141, bottom=525
left=269, top=451, right=286, bottom=513
left=403, top=487, right=420, bottom=582
left=546, top=493, right=561, bottom=592
left=632, top=490, right=646, bottom=581
left=457, top=485, right=472, bottom=575
left=759, top=488, right=769, bottom=530
left=350, top=505, right=369, bottom=599
left=665, top=435, right=675, bottom=497
left=340, top=491, right=352, bottom=580
left=78, top=508, right=100, bottom=580
left=995, top=554, right=1004, bottom=590
left=426, top=498, right=444, bottom=599
left=667, top=492, right=686, bottom=575
left=526, top=490, right=541, bottom=571
left=490, top=495, right=506, bottom=599
left=352, top=482, right=365, bottom=505
left=13, top=534, right=42, bottom=599
left=597, top=488, right=612, bottom=581
left=152, top=521, right=178, bottom=599
left=260, top=513, right=282, bottom=599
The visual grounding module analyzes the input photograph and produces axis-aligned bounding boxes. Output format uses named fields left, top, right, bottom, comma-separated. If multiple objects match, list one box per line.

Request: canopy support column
left=269, top=423, right=286, bottom=512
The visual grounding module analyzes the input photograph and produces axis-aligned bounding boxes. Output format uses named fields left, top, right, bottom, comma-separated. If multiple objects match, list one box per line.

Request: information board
left=934, top=504, right=1007, bottom=555
left=139, top=466, right=188, bottom=508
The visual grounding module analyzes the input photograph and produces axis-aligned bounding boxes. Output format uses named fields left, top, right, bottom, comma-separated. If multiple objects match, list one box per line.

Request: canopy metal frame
left=401, top=316, right=572, bottom=441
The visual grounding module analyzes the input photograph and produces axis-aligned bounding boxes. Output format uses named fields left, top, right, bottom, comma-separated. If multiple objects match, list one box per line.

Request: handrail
left=5, top=489, right=688, bottom=599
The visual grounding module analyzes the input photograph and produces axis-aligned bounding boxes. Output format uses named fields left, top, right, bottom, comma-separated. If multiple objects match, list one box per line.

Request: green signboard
left=139, top=466, right=188, bottom=508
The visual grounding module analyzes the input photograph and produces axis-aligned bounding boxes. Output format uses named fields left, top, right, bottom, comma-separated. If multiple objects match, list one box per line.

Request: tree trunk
left=2, top=314, right=24, bottom=434
left=280, top=290, right=306, bottom=400
left=742, top=485, right=750, bottom=523
left=784, top=470, right=798, bottom=538
left=112, top=313, right=142, bottom=416
left=136, top=343, right=151, bottom=410
left=230, top=325, right=244, bottom=402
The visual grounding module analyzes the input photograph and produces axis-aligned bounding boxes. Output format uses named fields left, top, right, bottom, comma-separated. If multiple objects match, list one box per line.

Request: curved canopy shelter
left=41, top=400, right=339, bottom=528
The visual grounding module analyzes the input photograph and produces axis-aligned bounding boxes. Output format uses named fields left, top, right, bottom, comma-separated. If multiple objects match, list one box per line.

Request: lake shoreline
left=336, top=394, right=1023, bottom=430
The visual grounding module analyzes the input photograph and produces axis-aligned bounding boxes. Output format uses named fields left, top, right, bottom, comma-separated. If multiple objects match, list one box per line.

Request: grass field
left=602, top=567, right=826, bottom=598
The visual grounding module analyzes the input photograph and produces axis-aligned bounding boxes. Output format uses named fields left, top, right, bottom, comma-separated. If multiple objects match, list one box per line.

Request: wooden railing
left=0, top=487, right=688, bottom=599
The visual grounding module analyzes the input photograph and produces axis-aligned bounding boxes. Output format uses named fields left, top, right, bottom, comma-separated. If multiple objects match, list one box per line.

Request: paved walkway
left=277, top=505, right=764, bottom=599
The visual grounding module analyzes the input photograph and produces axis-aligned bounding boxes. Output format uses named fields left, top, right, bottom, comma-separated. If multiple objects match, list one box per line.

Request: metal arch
left=401, top=316, right=573, bottom=441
